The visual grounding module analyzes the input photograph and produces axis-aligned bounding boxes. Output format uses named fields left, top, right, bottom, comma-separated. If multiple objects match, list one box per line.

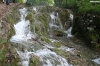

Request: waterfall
left=65, top=14, right=74, bottom=38
left=10, top=8, right=34, bottom=42
left=49, top=12, right=63, bottom=29
left=16, top=49, right=34, bottom=66
left=49, top=11, right=74, bottom=38
left=10, top=7, right=72, bottom=66
left=49, top=12, right=63, bottom=37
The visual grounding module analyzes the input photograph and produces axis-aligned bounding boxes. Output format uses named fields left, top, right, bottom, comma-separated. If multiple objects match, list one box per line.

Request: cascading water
left=92, top=58, right=100, bottom=65
left=49, top=11, right=74, bottom=38
left=49, top=12, right=63, bottom=37
left=50, top=12, right=63, bottom=29
left=10, top=8, right=33, bottom=42
left=65, top=14, right=74, bottom=38
left=10, top=7, right=72, bottom=66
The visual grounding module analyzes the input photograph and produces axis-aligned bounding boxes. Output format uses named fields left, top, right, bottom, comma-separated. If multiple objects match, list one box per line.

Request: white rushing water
left=92, top=58, right=100, bottom=65
left=10, top=7, right=72, bottom=66
left=33, top=7, right=37, bottom=12
left=10, top=8, right=34, bottom=42
left=65, top=14, right=74, bottom=38
left=49, top=12, right=74, bottom=38
left=49, top=12, right=63, bottom=37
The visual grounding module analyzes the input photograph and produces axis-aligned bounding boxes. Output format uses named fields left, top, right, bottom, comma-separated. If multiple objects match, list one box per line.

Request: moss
left=39, top=6, right=55, bottom=13
left=59, top=9, right=69, bottom=24
left=37, top=13, right=49, bottom=37
left=89, top=30, right=98, bottom=42
left=7, top=16, right=15, bottom=40
left=53, top=48, right=68, bottom=57
left=35, top=24, right=41, bottom=36
left=55, top=42, right=61, bottom=48
left=54, top=30, right=67, bottom=37
left=0, top=37, right=7, bottom=44
left=41, top=36, right=51, bottom=43
left=29, top=56, right=42, bottom=66
left=0, top=4, right=20, bottom=66
left=0, top=43, right=8, bottom=65
left=37, top=13, right=48, bottom=26
left=25, top=13, right=34, bottom=23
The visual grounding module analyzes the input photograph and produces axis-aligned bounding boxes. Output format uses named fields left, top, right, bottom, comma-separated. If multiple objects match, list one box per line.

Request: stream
left=10, top=6, right=100, bottom=66
left=10, top=7, right=72, bottom=66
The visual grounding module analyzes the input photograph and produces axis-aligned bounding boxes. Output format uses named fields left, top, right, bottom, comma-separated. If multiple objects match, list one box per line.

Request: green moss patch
left=89, top=30, right=98, bottom=42
left=59, top=9, right=69, bottom=23
left=25, top=13, right=34, bottom=23
left=41, top=36, right=51, bottom=43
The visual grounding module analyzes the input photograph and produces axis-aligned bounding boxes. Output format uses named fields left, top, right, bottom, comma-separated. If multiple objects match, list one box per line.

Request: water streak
left=65, top=14, right=74, bottom=38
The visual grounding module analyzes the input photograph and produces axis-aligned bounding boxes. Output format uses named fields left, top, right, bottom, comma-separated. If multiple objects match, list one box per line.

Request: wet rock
left=30, top=54, right=43, bottom=66
left=64, top=18, right=71, bottom=30
left=53, top=29, right=67, bottom=37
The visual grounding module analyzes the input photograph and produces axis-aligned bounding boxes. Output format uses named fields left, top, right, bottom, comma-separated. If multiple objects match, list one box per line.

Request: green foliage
left=54, top=0, right=100, bottom=13
left=26, top=0, right=54, bottom=6
left=78, top=0, right=100, bottom=13
left=54, top=0, right=78, bottom=8
left=17, top=0, right=26, bottom=3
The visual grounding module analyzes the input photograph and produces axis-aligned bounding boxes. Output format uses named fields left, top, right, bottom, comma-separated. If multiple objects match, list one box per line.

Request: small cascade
left=34, top=48, right=70, bottom=66
left=16, top=49, right=34, bottom=66
left=65, top=14, right=74, bottom=38
left=92, top=58, right=100, bottom=65
left=49, top=12, right=63, bottom=29
left=10, top=7, right=72, bottom=66
left=10, top=8, right=34, bottom=42
left=49, top=11, right=74, bottom=38
left=49, top=12, right=63, bottom=37
left=33, top=7, right=37, bottom=12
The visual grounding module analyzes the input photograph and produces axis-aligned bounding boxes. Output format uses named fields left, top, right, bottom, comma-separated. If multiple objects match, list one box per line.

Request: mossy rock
left=38, top=6, right=55, bottom=13
left=37, top=13, right=49, bottom=37
left=41, top=36, right=51, bottom=43
left=59, top=9, right=70, bottom=25
left=25, top=13, right=34, bottom=23
left=53, top=30, right=67, bottom=37
left=54, top=42, right=61, bottom=48
left=89, top=30, right=98, bottom=42
left=29, top=54, right=42, bottom=66
left=52, top=48, right=68, bottom=58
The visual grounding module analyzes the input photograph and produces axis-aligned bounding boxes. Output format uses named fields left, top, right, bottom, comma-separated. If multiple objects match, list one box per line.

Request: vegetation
left=41, top=36, right=51, bottom=43
left=26, top=0, right=54, bottom=6
left=54, top=0, right=100, bottom=13
left=24, top=0, right=100, bottom=13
